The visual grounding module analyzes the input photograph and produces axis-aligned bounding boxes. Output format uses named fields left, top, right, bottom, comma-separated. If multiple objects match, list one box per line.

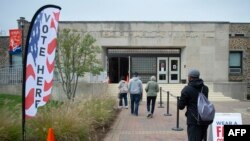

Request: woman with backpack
left=118, top=76, right=129, bottom=109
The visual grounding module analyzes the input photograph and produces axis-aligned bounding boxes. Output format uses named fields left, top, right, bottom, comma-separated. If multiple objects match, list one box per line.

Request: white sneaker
left=125, top=106, right=129, bottom=109
left=147, top=112, right=151, bottom=118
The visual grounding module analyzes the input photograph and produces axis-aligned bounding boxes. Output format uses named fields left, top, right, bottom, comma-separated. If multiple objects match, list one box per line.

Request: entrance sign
left=208, top=113, right=242, bottom=141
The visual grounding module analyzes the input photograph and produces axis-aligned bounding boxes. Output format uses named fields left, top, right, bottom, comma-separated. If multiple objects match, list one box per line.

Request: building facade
left=1, top=20, right=250, bottom=97
left=59, top=21, right=231, bottom=84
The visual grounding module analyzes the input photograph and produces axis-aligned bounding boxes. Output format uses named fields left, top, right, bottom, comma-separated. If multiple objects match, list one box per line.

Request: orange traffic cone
left=47, top=128, right=55, bottom=141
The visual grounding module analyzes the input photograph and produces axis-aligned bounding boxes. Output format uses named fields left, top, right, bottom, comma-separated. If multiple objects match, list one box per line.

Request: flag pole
left=21, top=19, right=26, bottom=141
left=22, top=59, right=26, bottom=141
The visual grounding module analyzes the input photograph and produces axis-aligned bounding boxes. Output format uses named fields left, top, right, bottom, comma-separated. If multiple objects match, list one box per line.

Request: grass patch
left=0, top=93, right=118, bottom=141
left=0, top=93, right=22, bottom=141
left=0, top=93, right=21, bottom=109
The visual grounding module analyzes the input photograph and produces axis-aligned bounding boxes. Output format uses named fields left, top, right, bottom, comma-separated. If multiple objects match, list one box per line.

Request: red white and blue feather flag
left=23, top=5, right=61, bottom=118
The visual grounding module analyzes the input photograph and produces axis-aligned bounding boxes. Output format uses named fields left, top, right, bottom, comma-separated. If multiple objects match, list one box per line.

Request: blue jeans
left=130, top=94, right=141, bottom=116
left=119, top=93, right=128, bottom=106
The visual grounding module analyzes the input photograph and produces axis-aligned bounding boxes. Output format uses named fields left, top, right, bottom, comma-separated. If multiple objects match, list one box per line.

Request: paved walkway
left=104, top=100, right=250, bottom=141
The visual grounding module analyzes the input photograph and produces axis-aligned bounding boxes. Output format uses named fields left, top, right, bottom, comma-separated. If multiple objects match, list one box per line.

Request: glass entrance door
left=169, top=57, right=180, bottom=83
left=108, top=57, right=129, bottom=83
left=157, top=57, right=168, bottom=83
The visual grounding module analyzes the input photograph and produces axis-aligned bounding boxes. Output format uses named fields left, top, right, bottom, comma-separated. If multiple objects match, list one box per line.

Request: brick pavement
left=104, top=100, right=250, bottom=141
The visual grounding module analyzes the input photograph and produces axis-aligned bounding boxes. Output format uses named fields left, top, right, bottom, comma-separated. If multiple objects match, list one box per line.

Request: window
left=234, top=33, right=245, bottom=37
left=12, top=53, right=22, bottom=66
left=229, top=51, right=242, bottom=74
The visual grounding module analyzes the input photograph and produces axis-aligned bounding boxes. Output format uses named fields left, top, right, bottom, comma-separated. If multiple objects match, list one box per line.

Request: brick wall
left=229, top=23, right=250, bottom=95
left=0, top=36, right=9, bottom=66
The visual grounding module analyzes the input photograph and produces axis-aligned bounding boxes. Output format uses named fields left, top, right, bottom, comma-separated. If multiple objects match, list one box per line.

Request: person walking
left=118, top=76, right=129, bottom=109
left=128, top=72, right=143, bottom=116
left=178, top=69, right=210, bottom=141
left=145, top=75, right=159, bottom=118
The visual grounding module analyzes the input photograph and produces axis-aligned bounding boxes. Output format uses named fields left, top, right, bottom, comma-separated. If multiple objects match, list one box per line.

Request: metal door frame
left=157, top=57, right=168, bottom=83
left=169, top=57, right=180, bottom=83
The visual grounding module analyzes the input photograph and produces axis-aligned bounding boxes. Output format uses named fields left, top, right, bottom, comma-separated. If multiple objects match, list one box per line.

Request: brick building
left=229, top=23, right=250, bottom=96
left=0, top=18, right=250, bottom=99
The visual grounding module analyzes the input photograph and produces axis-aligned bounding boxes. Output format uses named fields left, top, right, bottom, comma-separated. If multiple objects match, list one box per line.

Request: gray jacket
left=118, top=80, right=128, bottom=93
left=128, top=77, right=143, bottom=94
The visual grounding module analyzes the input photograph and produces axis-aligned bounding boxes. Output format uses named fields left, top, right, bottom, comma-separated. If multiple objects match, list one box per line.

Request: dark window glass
left=171, top=74, right=178, bottom=80
left=171, top=60, right=178, bottom=71
left=229, top=51, right=242, bottom=74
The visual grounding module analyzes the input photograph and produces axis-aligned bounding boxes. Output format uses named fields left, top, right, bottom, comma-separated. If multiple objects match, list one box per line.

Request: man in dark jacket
left=178, top=69, right=209, bottom=141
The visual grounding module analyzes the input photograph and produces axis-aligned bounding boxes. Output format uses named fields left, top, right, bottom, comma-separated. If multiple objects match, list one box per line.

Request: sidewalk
left=104, top=100, right=250, bottom=141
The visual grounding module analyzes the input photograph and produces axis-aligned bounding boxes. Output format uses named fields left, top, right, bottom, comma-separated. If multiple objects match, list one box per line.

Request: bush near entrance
left=0, top=93, right=118, bottom=141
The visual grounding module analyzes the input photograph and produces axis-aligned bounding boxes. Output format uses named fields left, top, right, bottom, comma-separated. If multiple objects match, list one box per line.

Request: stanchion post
left=158, top=87, right=164, bottom=105
left=172, top=96, right=183, bottom=131
left=164, top=91, right=172, bottom=116
left=158, top=87, right=164, bottom=108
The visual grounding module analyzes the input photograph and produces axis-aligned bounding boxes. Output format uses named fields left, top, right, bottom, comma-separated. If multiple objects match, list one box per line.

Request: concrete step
left=145, top=93, right=238, bottom=102
left=108, top=83, right=239, bottom=102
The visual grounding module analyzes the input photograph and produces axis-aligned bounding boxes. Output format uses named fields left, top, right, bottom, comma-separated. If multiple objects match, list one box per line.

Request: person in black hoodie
left=178, top=69, right=209, bottom=141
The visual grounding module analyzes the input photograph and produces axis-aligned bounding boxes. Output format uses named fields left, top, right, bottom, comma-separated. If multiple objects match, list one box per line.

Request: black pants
left=146, top=96, right=157, bottom=114
left=187, top=124, right=208, bottom=141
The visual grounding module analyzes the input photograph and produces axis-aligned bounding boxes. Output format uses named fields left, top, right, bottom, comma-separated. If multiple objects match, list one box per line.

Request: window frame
left=229, top=51, right=243, bottom=74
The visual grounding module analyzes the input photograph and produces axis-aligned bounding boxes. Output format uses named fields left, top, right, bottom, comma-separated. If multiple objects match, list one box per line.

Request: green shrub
left=26, top=100, right=89, bottom=141
left=0, top=101, right=22, bottom=141
left=0, top=94, right=117, bottom=141
left=83, top=96, right=116, bottom=140
left=26, top=96, right=116, bottom=141
left=84, top=97, right=116, bottom=126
